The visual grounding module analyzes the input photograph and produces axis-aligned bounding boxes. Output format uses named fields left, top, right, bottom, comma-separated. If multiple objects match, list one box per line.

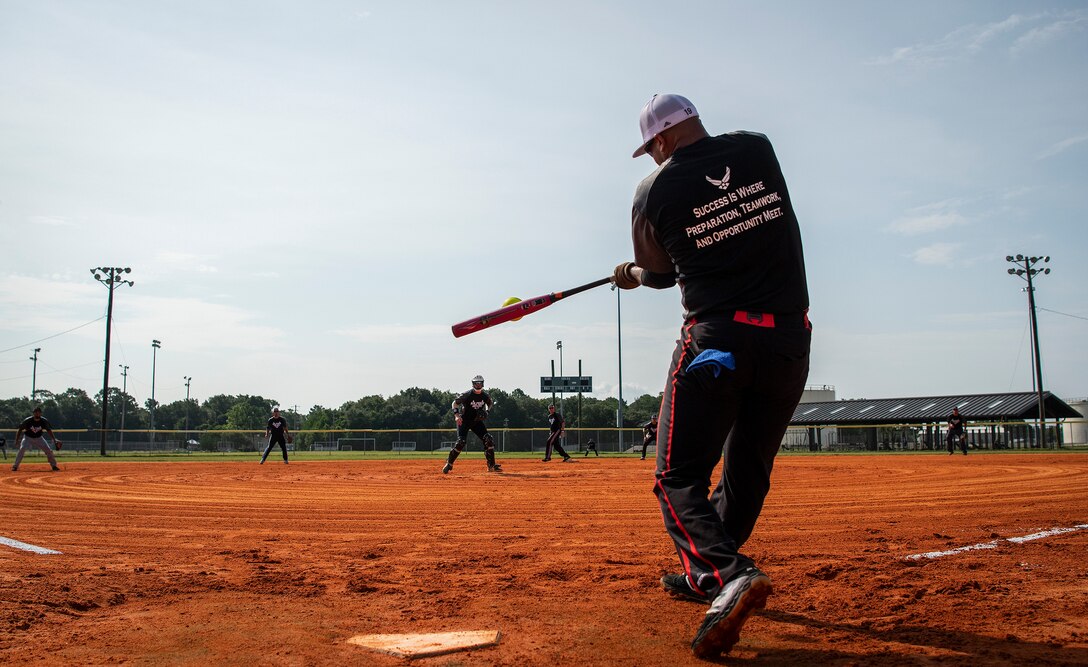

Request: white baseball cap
left=632, top=93, right=699, bottom=158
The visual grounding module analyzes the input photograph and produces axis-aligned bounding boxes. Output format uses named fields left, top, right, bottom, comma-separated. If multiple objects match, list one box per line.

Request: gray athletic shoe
left=661, top=573, right=709, bottom=603
left=690, top=566, right=772, bottom=658
left=488, top=464, right=503, bottom=472
left=442, top=463, right=453, bottom=474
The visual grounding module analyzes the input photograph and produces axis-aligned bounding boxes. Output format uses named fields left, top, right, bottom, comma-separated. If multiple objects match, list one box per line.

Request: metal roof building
left=790, top=391, right=1079, bottom=427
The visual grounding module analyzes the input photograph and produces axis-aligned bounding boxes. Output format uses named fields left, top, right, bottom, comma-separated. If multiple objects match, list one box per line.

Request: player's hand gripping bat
left=451, top=277, right=612, bottom=338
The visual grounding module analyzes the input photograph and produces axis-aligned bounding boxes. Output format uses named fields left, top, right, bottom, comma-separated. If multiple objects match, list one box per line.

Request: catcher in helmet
left=443, top=375, right=502, bottom=473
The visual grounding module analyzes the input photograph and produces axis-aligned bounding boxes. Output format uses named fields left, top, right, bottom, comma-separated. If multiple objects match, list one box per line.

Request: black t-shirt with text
left=947, top=413, right=966, bottom=432
left=20, top=416, right=52, bottom=438
left=267, top=417, right=288, bottom=436
left=548, top=411, right=564, bottom=432
left=631, top=132, right=809, bottom=319
left=454, top=390, right=492, bottom=422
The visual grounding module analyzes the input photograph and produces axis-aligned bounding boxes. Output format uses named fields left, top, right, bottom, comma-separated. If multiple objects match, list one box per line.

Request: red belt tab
left=734, top=311, right=775, bottom=328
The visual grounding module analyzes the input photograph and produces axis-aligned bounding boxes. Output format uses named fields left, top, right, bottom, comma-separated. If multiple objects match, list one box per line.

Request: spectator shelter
left=787, top=391, right=1081, bottom=451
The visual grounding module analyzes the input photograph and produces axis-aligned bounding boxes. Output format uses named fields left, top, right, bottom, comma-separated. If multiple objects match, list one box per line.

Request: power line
left=1038, top=307, right=1088, bottom=322
left=0, top=315, right=106, bottom=355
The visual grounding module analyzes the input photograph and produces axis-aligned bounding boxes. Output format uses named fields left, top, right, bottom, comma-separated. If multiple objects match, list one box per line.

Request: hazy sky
left=2, top=1, right=1086, bottom=414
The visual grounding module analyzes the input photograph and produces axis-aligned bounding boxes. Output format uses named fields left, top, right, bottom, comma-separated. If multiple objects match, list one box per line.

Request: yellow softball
left=503, top=296, right=523, bottom=321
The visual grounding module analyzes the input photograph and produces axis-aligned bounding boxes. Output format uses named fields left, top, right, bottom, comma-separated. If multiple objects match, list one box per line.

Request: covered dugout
left=787, top=391, right=1081, bottom=452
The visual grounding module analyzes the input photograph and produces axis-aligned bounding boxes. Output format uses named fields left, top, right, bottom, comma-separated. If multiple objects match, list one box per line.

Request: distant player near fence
left=947, top=407, right=967, bottom=456
left=260, top=408, right=291, bottom=465
left=640, top=414, right=658, bottom=460
left=542, top=404, right=573, bottom=462
left=12, top=406, right=61, bottom=472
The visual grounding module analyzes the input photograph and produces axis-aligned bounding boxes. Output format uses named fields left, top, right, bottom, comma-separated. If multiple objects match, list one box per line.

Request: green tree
left=52, top=388, right=97, bottom=428
left=96, top=387, right=147, bottom=429
left=226, top=398, right=274, bottom=430
left=382, top=394, right=440, bottom=429
left=626, top=394, right=662, bottom=426
left=340, top=395, right=385, bottom=429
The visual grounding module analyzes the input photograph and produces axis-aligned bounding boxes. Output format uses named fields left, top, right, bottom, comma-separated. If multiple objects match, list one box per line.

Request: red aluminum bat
left=451, top=277, right=612, bottom=338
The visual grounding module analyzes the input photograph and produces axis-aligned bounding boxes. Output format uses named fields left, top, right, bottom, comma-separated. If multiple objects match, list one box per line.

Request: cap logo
left=705, top=167, right=731, bottom=191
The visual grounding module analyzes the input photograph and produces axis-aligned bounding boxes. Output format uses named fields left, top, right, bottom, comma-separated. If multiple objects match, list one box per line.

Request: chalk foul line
left=0, top=535, right=63, bottom=555
left=905, top=524, right=1088, bottom=560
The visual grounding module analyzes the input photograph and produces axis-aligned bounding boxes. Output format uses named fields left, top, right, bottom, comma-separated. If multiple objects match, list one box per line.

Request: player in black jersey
left=615, top=94, right=811, bottom=658
left=12, top=406, right=61, bottom=472
left=260, top=407, right=291, bottom=464
left=542, top=404, right=572, bottom=462
left=442, top=375, right=502, bottom=473
left=640, top=414, right=658, bottom=460
left=946, top=407, right=967, bottom=455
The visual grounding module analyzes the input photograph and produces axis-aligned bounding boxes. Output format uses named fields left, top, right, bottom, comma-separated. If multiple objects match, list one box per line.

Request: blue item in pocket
left=685, top=349, right=735, bottom=377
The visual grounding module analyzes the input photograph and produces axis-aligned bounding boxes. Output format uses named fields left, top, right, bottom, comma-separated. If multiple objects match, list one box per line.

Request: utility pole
left=92, top=267, right=133, bottom=456
left=1006, top=254, right=1052, bottom=448
left=30, top=348, right=41, bottom=401
left=119, top=364, right=129, bottom=450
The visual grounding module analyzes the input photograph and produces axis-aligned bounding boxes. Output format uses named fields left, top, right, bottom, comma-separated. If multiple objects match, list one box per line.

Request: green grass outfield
left=8, top=447, right=1084, bottom=463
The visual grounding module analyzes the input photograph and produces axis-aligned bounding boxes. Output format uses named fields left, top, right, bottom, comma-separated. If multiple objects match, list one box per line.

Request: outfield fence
left=1, top=418, right=1084, bottom=456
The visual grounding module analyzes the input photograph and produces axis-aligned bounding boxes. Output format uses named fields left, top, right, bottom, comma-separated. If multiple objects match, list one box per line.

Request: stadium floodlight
left=92, top=267, right=134, bottom=456
left=1004, top=254, right=1053, bottom=448
left=151, top=340, right=162, bottom=445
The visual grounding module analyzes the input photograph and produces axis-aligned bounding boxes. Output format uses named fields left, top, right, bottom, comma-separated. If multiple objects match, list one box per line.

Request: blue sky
left=1, top=1, right=1086, bottom=413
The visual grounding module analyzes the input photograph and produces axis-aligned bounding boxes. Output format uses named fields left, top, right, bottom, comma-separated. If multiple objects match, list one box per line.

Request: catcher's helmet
left=472, top=374, right=484, bottom=388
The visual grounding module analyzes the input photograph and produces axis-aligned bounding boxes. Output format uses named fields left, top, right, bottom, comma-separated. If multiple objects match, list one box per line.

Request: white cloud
left=909, top=242, right=961, bottom=265
left=888, top=211, right=969, bottom=236
left=872, top=15, right=1029, bottom=65
left=870, top=11, right=1086, bottom=66
left=1012, top=11, right=1087, bottom=55
left=1037, top=132, right=1088, bottom=160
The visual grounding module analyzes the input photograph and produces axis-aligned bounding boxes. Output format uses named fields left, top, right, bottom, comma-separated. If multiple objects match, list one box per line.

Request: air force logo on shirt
left=706, top=166, right=731, bottom=191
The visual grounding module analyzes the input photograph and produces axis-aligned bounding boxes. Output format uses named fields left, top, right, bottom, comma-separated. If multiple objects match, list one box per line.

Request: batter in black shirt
left=614, top=93, right=811, bottom=659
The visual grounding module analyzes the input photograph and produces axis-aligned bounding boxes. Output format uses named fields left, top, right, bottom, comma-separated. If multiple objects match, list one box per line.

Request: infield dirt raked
left=1, top=454, right=1086, bottom=665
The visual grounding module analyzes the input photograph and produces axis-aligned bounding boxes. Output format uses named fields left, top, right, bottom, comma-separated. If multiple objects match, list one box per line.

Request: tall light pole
left=119, top=364, right=129, bottom=450
left=1006, top=254, right=1051, bottom=447
left=92, top=267, right=133, bottom=456
left=183, top=376, right=192, bottom=436
left=556, top=340, right=563, bottom=417
left=150, top=339, right=161, bottom=444
left=29, top=347, right=41, bottom=401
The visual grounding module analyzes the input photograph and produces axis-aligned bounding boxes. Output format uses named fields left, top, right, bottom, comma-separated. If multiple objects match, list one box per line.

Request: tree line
left=0, top=387, right=663, bottom=432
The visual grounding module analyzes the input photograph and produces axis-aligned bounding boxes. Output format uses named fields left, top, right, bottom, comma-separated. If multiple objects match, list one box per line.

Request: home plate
left=347, top=630, right=501, bottom=658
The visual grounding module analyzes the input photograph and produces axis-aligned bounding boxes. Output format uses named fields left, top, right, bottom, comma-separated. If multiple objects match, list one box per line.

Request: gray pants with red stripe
left=653, top=315, right=810, bottom=600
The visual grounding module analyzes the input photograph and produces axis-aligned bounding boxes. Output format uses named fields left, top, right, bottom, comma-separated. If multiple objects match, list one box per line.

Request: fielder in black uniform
left=947, top=407, right=967, bottom=455
left=614, top=93, right=811, bottom=658
left=260, top=407, right=291, bottom=464
left=582, top=438, right=599, bottom=457
left=640, top=414, right=658, bottom=460
left=442, top=375, right=502, bottom=473
left=542, top=404, right=573, bottom=462
left=12, top=407, right=61, bottom=472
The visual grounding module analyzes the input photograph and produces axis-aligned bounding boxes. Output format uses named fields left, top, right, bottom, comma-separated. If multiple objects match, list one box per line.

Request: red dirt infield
left=1, top=453, right=1086, bottom=665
